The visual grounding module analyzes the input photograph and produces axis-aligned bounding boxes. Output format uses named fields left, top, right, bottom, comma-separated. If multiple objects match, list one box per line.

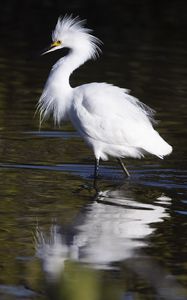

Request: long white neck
left=51, top=48, right=90, bottom=89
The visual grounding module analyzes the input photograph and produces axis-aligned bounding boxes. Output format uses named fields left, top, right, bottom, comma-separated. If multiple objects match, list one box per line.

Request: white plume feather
left=52, top=15, right=102, bottom=59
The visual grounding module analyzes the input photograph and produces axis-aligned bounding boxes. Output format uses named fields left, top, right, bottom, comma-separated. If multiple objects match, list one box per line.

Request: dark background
left=0, top=0, right=187, bottom=138
left=1, top=0, right=187, bottom=27
left=1, top=1, right=187, bottom=41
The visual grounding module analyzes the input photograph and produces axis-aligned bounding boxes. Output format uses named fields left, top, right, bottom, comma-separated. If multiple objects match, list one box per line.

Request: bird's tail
left=141, top=130, right=172, bottom=159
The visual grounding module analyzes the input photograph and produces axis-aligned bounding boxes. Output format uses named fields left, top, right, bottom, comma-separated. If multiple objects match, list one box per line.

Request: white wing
left=70, top=83, right=172, bottom=159
left=71, top=83, right=154, bottom=145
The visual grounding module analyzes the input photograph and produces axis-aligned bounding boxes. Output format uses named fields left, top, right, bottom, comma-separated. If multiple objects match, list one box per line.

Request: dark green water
left=0, top=6, right=187, bottom=300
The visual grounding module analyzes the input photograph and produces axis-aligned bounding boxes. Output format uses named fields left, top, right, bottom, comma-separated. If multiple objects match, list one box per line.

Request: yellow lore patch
left=51, top=40, right=61, bottom=47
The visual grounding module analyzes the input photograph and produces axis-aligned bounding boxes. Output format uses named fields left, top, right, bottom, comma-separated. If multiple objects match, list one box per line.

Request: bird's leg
left=93, top=158, right=100, bottom=190
left=94, top=158, right=100, bottom=179
left=117, top=158, right=130, bottom=177
left=94, top=158, right=99, bottom=186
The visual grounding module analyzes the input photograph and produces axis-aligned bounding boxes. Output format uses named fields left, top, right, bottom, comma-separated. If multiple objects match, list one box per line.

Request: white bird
left=37, top=15, right=172, bottom=182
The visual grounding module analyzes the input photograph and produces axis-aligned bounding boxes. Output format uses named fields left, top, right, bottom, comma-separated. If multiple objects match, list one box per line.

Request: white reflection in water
left=73, top=191, right=170, bottom=266
left=36, top=225, right=69, bottom=278
left=35, top=188, right=171, bottom=277
left=35, top=191, right=187, bottom=299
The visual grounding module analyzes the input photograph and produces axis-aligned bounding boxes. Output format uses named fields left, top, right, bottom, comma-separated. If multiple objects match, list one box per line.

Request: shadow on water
left=33, top=184, right=187, bottom=300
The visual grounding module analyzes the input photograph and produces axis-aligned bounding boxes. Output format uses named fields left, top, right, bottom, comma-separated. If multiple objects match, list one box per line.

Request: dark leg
left=94, top=158, right=100, bottom=179
left=93, top=158, right=100, bottom=190
left=117, top=158, right=130, bottom=177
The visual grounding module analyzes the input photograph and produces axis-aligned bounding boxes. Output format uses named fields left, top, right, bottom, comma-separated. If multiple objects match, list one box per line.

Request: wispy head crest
left=52, top=15, right=90, bottom=40
left=52, top=15, right=102, bottom=59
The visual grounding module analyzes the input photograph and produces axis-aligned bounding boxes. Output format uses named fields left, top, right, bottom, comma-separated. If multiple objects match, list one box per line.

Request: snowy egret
left=37, top=15, right=172, bottom=181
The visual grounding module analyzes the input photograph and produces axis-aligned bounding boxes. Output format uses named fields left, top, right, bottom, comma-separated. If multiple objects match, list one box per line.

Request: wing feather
left=71, top=83, right=155, bottom=148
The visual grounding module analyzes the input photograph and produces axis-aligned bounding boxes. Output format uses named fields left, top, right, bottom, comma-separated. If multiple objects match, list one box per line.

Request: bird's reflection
left=35, top=186, right=171, bottom=277
left=35, top=187, right=187, bottom=299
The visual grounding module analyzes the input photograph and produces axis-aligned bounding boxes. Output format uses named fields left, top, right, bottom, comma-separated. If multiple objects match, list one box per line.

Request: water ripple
left=0, top=162, right=186, bottom=191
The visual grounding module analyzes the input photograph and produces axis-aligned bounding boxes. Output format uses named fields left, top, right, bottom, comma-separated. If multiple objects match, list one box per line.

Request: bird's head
left=42, top=15, right=102, bottom=59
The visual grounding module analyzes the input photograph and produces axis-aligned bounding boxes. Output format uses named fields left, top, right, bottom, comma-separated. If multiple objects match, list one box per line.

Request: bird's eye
left=56, top=40, right=61, bottom=45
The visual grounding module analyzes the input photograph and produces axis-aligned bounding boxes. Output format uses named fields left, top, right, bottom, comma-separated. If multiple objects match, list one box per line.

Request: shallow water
left=0, top=9, right=187, bottom=300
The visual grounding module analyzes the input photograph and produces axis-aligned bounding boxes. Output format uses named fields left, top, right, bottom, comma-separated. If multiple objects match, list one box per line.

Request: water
left=0, top=6, right=187, bottom=300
